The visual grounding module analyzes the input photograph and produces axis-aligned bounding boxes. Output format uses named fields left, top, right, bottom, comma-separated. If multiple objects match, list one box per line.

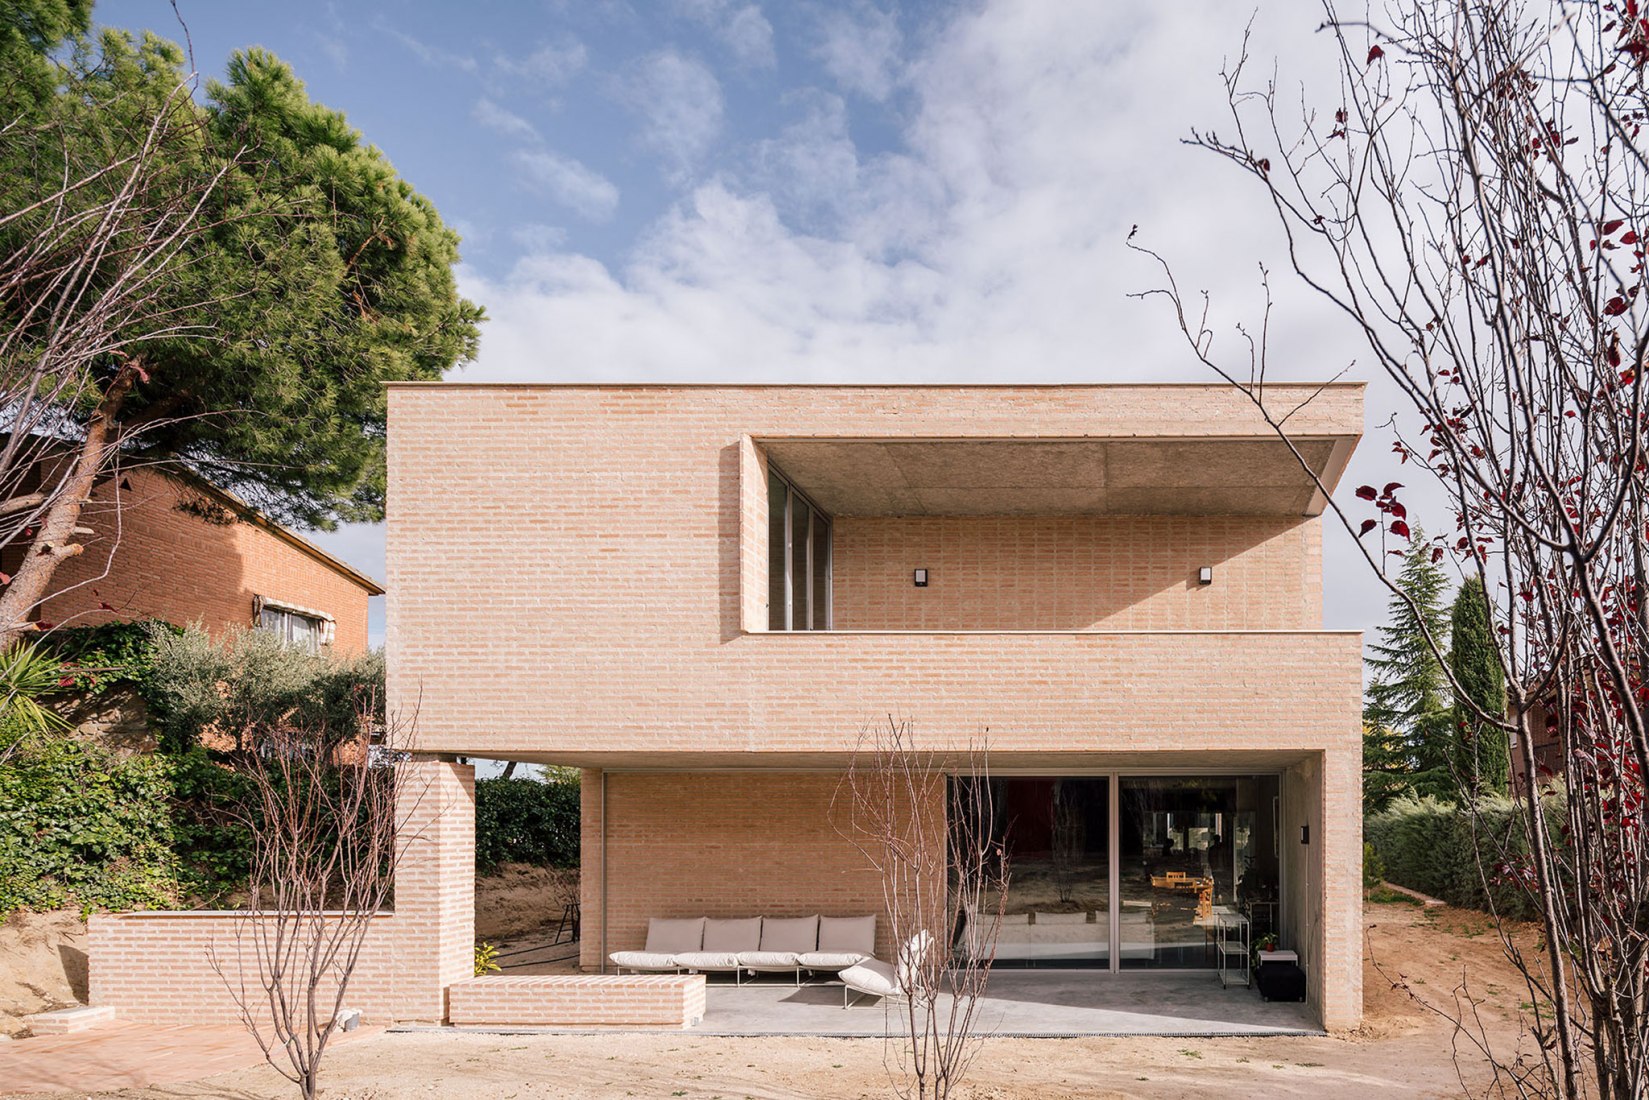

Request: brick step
left=447, top=974, right=705, bottom=1029
left=23, top=1006, right=117, bottom=1035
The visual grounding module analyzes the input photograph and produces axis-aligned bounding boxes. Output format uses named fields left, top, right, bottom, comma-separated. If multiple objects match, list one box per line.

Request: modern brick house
left=382, top=382, right=1367, bottom=1030
left=5, top=467, right=381, bottom=653
left=86, top=382, right=1365, bottom=1032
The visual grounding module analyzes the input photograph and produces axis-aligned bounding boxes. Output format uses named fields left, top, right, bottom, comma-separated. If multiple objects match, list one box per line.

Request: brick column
left=1319, top=745, right=1364, bottom=1031
left=393, top=758, right=474, bottom=1021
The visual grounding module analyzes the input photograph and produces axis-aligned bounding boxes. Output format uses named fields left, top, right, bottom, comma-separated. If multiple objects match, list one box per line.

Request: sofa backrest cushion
left=702, top=917, right=763, bottom=952
left=817, top=915, right=877, bottom=956
left=644, top=917, right=705, bottom=954
left=759, top=915, right=819, bottom=953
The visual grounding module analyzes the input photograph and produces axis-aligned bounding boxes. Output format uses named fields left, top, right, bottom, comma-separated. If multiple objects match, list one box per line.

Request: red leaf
left=1356, top=485, right=1378, bottom=500
left=1390, top=520, right=1411, bottom=538
left=1335, top=108, right=1348, bottom=124
left=1257, top=157, right=1271, bottom=175
left=1359, top=519, right=1378, bottom=536
left=1431, top=547, right=1445, bottom=563
left=1605, top=296, right=1630, bottom=315
left=1382, top=481, right=1404, bottom=495
left=1604, top=218, right=1627, bottom=234
left=1624, top=230, right=1640, bottom=245
left=34, top=621, right=54, bottom=631
left=1389, top=501, right=1408, bottom=519
left=1367, top=44, right=1385, bottom=64
left=98, top=601, right=114, bottom=611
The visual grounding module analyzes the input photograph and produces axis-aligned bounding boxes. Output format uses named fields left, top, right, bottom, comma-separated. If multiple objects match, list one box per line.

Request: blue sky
left=95, top=1, right=1404, bottom=648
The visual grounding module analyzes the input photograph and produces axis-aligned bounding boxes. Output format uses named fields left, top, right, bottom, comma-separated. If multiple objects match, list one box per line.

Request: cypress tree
left=1364, top=534, right=1453, bottom=807
left=1448, top=576, right=1509, bottom=796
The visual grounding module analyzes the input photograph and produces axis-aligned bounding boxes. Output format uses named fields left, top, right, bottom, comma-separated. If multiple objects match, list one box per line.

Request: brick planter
left=446, top=974, right=706, bottom=1029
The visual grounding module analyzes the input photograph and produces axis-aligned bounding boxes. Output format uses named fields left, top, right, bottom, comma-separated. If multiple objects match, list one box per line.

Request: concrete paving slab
left=419, top=970, right=1319, bottom=1038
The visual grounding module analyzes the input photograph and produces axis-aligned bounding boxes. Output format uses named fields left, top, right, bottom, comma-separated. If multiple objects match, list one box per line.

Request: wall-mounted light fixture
left=1300, top=823, right=1311, bottom=845
left=913, top=568, right=929, bottom=588
left=1197, top=565, right=1214, bottom=586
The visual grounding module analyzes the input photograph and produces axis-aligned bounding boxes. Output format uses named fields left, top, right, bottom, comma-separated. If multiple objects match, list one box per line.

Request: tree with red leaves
left=1133, top=1, right=1649, bottom=1095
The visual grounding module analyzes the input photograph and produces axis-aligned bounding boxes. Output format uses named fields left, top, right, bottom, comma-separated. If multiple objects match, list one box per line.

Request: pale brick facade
left=381, top=383, right=1366, bottom=1032
left=9, top=467, right=379, bottom=653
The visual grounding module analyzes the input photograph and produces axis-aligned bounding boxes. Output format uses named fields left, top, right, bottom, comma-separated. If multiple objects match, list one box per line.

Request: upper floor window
left=256, top=597, right=334, bottom=653
left=768, top=466, right=831, bottom=630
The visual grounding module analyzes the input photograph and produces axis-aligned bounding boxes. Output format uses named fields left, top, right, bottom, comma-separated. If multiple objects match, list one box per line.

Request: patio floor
left=434, top=970, right=1319, bottom=1037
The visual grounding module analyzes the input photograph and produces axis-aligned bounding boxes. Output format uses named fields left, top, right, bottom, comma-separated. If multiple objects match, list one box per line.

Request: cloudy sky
left=98, top=0, right=1409, bottom=647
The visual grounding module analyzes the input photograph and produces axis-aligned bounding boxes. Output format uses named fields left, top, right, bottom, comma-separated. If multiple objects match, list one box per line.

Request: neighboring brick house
left=3, top=466, right=381, bottom=653
left=88, top=382, right=1366, bottom=1033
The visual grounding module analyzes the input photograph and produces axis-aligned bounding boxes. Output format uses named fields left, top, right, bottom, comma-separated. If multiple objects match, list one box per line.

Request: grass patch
left=1366, top=886, right=1423, bottom=906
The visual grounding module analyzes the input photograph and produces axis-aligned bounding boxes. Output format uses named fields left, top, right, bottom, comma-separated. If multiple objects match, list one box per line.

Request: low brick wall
left=447, top=975, right=706, bottom=1029
left=88, top=911, right=401, bottom=1024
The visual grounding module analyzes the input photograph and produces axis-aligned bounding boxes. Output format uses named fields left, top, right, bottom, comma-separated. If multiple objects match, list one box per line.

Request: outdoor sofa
left=609, top=914, right=878, bottom=983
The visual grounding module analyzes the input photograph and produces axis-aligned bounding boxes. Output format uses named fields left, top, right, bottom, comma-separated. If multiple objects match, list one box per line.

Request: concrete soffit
left=756, top=436, right=1354, bottom=518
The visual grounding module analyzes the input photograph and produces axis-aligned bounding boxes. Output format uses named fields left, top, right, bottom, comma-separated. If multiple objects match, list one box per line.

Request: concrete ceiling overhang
left=759, top=437, right=1356, bottom=517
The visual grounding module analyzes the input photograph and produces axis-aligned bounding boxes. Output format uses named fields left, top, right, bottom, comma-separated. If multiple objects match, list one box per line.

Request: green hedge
left=474, top=773, right=580, bottom=873
left=1364, top=794, right=1555, bottom=920
left=0, top=727, right=182, bottom=915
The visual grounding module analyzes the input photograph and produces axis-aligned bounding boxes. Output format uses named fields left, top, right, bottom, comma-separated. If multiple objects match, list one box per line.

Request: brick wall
left=87, top=911, right=400, bottom=1024
left=833, top=514, right=1319, bottom=631
left=87, top=760, right=473, bottom=1026
left=448, top=974, right=706, bottom=1028
left=583, top=771, right=939, bottom=970
left=25, top=468, right=375, bottom=653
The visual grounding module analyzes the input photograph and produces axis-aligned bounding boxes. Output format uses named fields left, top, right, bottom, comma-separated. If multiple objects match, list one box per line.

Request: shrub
left=1364, top=793, right=1561, bottom=921
left=1362, top=841, right=1386, bottom=891
left=143, top=624, right=384, bottom=754
left=474, top=772, right=580, bottom=873
left=0, top=720, right=182, bottom=915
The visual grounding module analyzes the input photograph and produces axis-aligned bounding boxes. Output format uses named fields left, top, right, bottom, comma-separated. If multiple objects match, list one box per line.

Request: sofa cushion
left=643, top=917, right=705, bottom=954
left=798, top=951, right=868, bottom=970
left=702, top=917, right=762, bottom=953
left=759, top=916, right=819, bottom=954
left=673, top=951, right=742, bottom=970
left=737, top=950, right=801, bottom=969
left=817, top=915, right=876, bottom=956
left=608, top=951, right=680, bottom=971
left=840, top=959, right=900, bottom=997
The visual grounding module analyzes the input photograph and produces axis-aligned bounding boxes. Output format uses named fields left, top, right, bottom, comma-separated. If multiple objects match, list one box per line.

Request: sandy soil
left=0, top=911, right=86, bottom=1038
left=474, top=863, right=578, bottom=942
left=8, top=895, right=1549, bottom=1099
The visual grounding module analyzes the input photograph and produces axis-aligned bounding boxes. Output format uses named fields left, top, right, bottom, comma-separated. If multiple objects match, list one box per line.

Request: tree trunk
left=0, top=362, right=139, bottom=647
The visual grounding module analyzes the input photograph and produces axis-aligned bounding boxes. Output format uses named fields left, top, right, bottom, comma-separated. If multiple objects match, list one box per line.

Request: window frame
left=767, top=464, right=832, bottom=631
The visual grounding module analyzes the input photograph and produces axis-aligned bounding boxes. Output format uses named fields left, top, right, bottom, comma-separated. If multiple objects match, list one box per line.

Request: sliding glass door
left=976, top=777, right=1110, bottom=967
left=958, top=773, right=1280, bottom=972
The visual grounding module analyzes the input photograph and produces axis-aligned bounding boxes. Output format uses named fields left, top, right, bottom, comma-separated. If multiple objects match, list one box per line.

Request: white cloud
left=473, top=98, right=539, bottom=142
left=511, top=149, right=621, bottom=221
left=379, top=23, right=477, bottom=73
left=512, top=223, right=568, bottom=252
left=676, top=0, right=776, bottom=69
left=620, top=50, right=725, bottom=183
left=811, top=2, right=902, bottom=101
left=495, top=39, right=589, bottom=86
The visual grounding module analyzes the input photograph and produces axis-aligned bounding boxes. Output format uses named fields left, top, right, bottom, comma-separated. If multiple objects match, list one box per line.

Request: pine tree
left=1363, top=533, right=1453, bottom=807
left=1448, top=576, right=1509, bottom=796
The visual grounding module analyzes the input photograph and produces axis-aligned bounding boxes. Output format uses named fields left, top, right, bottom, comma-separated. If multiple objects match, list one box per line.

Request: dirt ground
left=4, top=894, right=1553, bottom=1098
